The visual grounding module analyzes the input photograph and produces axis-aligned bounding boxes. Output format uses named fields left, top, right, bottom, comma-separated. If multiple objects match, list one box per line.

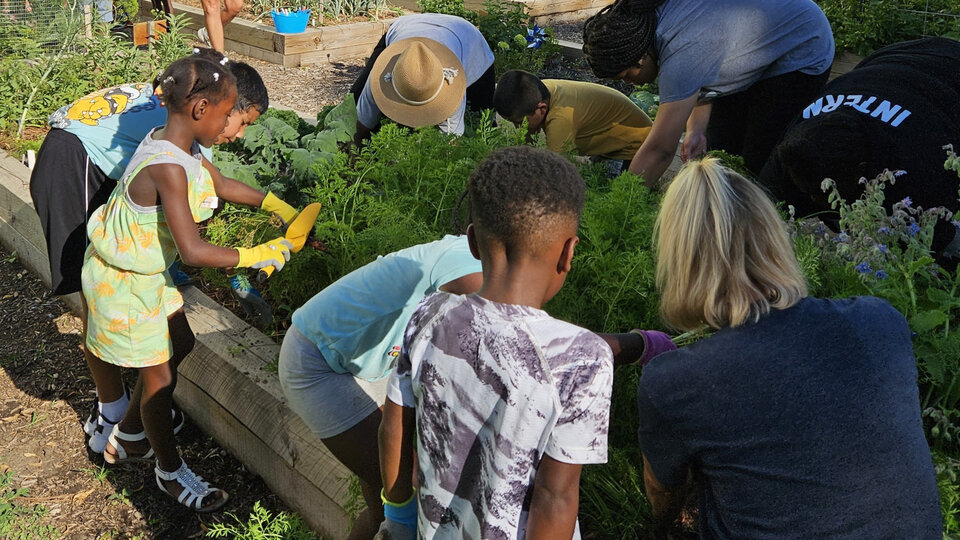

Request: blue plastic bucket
left=271, top=9, right=310, bottom=33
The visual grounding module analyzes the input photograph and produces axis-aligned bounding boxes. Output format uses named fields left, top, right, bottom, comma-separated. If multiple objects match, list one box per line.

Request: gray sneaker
left=197, top=26, right=211, bottom=46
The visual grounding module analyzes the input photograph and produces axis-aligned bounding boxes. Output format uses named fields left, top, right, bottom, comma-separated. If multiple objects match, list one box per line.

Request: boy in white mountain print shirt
left=378, top=147, right=672, bottom=539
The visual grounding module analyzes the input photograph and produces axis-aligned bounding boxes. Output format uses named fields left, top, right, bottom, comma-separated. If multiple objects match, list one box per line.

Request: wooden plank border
left=0, top=151, right=354, bottom=539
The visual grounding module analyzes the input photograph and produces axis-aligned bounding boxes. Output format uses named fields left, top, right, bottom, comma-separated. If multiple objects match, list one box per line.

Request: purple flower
left=855, top=261, right=872, bottom=274
left=525, top=24, right=546, bottom=49
left=901, top=196, right=913, bottom=207
left=907, top=222, right=921, bottom=236
left=875, top=269, right=888, bottom=279
left=894, top=170, right=907, bottom=177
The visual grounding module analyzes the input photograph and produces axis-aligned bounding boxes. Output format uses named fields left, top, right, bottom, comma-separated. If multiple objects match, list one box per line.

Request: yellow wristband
left=381, top=487, right=416, bottom=507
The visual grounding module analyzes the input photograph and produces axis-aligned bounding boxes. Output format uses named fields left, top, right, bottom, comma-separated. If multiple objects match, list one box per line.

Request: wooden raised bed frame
left=0, top=152, right=356, bottom=540
left=141, top=0, right=609, bottom=67
left=140, top=0, right=393, bottom=67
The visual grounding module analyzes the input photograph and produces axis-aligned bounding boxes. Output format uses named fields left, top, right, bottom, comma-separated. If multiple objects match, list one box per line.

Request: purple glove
left=631, top=329, right=677, bottom=366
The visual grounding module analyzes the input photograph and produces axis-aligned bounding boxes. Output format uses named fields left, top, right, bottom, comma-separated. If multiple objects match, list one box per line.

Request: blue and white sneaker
left=230, top=273, right=273, bottom=327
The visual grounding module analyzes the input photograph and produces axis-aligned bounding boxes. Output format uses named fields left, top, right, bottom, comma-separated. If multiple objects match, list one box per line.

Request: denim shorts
left=278, top=324, right=389, bottom=439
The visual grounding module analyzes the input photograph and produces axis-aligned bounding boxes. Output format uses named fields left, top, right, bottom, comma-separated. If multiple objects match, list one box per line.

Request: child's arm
left=379, top=399, right=416, bottom=502
left=152, top=165, right=291, bottom=270
left=598, top=330, right=676, bottom=367
left=526, top=456, right=582, bottom=539
left=378, top=398, right=417, bottom=538
left=201, top=159, right=298, bottom=225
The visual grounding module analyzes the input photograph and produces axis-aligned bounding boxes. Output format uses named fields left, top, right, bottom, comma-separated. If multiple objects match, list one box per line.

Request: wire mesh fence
left=898, top=2, right=960, bottom=40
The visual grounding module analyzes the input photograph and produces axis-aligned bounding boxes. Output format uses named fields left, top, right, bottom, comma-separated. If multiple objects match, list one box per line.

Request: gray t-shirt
left=655, top=0, right=834, bottom=102
left=356, top=14, right=495, bottom=134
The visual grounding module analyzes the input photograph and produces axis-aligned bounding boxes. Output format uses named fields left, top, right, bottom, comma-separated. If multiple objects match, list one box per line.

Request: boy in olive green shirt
left=494, top=70, right=652, bottom=163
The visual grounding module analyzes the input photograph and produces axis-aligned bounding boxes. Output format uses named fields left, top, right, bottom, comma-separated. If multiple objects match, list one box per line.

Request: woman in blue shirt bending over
left=638, top=157, right=941, bottom=537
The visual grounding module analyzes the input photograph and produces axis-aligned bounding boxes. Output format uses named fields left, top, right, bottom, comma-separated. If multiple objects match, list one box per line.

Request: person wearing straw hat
left=352, top=13, right=495, bottom=145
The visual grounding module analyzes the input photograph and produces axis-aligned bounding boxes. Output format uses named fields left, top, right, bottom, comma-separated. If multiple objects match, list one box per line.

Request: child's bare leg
left=106, top=310, right=194, bottom=460
left=320, top=410, right=385, bottom=540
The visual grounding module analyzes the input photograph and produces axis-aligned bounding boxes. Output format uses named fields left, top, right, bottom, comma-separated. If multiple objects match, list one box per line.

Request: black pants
left=706, top=68, right=831, bottom=176
left=349, top=35, right=497, bottom=116
left=29, top=129, right=116, bottom=295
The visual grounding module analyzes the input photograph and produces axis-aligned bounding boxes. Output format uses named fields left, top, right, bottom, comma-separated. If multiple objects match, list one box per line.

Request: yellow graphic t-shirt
left=543, top=80, right=653, bottom=161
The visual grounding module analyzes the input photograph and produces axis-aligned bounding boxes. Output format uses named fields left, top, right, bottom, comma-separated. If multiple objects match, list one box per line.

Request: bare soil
left=0, top=246, right=306, bottom=539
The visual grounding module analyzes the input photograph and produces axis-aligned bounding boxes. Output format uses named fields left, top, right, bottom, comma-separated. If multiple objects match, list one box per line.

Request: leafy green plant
left=0, top=469, right=59, bottom=539
left=800, top=159, right=960, bottom=413
left=934, top=451, right=960, bottom=536
left=417, top=0, right=560, bottom=76
left=0, top=5, right=191, bottom=150
left=475, top=0, right=559, bottom=77
left=417, top=0, right=477, bottom=24
left=815, top=0, right=960, bottom=55
left=206, top=501, right=318, bottom=539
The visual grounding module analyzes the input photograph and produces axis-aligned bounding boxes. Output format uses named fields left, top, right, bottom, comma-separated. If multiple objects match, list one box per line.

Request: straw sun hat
left=369, top=37, right=466, bottom=128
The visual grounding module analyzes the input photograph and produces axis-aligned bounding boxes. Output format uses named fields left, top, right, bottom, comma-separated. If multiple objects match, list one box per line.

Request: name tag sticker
left=200, top=196, right=219, bottom=209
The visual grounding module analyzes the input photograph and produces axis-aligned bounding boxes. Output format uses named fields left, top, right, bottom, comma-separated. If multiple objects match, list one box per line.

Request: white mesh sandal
left=155, top=461, right=229, bottom=513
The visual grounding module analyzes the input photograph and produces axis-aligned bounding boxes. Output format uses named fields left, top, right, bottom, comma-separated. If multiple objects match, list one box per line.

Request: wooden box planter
left=139, top=0, right=393, bottom=67
left=0, top=151, right=356, bottom=540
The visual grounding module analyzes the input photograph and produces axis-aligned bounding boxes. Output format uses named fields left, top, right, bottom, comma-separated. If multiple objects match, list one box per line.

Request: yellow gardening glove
left=284, top=202, right=322, bottom=253
left=236, top=237, right=293, bottom=272
left=260, top=191, right=298, bottom=227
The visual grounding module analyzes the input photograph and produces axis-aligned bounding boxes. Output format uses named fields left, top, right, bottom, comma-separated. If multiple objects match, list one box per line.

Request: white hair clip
left=163, top=75, right=175, bottom=84
left=220, top=56, right=229, bottom=65
left=193, top=47, right=200, bottom=54
left=213, top=72, right=220, bottom=81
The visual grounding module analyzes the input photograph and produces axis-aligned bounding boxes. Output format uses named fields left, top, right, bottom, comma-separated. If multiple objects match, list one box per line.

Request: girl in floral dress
left=82, top=55, right=294, bottom=512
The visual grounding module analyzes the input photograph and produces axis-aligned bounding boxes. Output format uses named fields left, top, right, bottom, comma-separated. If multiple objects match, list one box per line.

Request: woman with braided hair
left=582, top=0, right=834, bottom=186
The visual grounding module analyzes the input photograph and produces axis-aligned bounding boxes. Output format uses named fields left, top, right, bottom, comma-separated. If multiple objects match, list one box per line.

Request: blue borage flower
left=907, top=222, right=921, bottom=236
left=877, top=226, right=891, bottom=235
left=877, top=243, right=888, bottom=254
left=875, top=269, right=888, bottom=279
left=901, top=196, right=913, bottom=207
left=833, top=231, right=849, bottom=243
left=855, top=261, right=872, bottom=274
left=525, top=24, right=546, bottom=49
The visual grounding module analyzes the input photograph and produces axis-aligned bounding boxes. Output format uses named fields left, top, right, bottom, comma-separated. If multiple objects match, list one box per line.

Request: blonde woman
left=637, top=157, right=941, bottom=537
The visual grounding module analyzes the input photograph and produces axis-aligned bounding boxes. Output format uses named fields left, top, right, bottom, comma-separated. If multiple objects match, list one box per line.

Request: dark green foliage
left=629, top=84, right=659, bottom=119
left=815, top=0, right=959, bottom=56
left=416, top=0, right=560, bottom=76
left=213, top=96, right=358, bottom=204
left=476, top=0, right=560, bottom=77
left=417, top=0, right=478, bottom=24
left=0, top=8, right=191, bottom=143
left=547, top=171, right=662, bottom=334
